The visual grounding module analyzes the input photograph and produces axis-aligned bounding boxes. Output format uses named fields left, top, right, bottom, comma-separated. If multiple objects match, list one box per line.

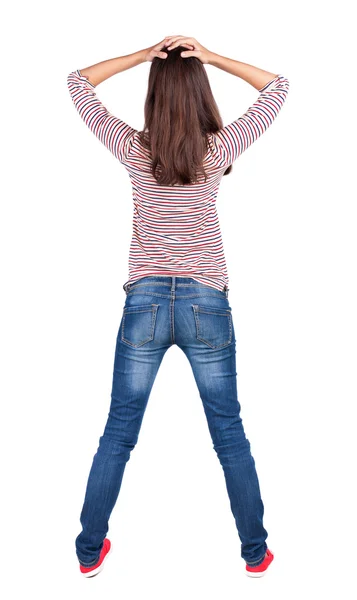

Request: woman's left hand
left=143, top=36, right=194, bottom=62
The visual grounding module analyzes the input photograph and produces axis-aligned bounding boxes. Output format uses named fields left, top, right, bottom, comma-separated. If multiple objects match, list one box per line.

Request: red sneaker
left=79, top=538, right=112, bottom=578
left=245, top=548, right=274, bottom=577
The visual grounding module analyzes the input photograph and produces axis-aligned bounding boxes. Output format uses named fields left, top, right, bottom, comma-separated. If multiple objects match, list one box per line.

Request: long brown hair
left=138, top=45, right=232, bottom=186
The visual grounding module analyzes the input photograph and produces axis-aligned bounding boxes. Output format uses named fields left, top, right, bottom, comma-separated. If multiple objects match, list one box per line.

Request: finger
left=155, top=37, right=174, bottom=50
left=154, top=51, right=168, bottom=59
left=167, top=43, right=194, bottom=51
left=167, top=38, right=195, bottom=50
left=181, top=51, right=199, bottom=59
left=155, top=40, right=169, bottom=50
left=156, top=36, right=183, bottom=51
left=163, top=35, right=183, bottom=45
left=166, top=36, right=193, bottom=47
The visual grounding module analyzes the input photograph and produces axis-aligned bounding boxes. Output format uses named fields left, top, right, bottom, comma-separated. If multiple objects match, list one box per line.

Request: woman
left=67, top=35, right=289, bottom=579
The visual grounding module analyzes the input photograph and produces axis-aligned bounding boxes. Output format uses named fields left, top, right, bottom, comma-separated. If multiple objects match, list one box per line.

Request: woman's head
left=138, top=45, right=232, bottom=186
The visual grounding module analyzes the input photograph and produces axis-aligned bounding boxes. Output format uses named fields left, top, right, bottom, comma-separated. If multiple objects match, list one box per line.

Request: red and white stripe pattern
left=67, top=70, right=289, bottom=292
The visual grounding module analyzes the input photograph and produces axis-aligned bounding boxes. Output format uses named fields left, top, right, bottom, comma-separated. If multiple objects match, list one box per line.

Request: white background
left=2, top=0, right=356, bottom=598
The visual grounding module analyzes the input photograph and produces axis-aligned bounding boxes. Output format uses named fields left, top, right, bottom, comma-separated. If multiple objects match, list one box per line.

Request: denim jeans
left=75, top=276, right=268, bottom=567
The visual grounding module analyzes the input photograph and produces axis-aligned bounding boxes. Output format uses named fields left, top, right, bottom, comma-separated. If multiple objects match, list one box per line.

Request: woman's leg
left=75, top=301, right=169, bottom=566
left=177, top=296, right=268, bottom=566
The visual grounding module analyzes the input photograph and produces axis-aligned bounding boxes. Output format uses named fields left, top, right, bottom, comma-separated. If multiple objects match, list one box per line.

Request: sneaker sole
left=81, top=544, right=113, bottom=578
left=246, top=568, right=269, bottom=578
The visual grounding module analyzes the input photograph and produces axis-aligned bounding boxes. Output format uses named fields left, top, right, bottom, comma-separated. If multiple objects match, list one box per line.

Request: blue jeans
left=75, top=276, right=268, bottom=567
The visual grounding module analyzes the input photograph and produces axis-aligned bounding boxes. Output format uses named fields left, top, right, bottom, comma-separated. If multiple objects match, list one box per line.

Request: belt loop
left=223, top=284, right=229, bottom=299
left=123, top=280, right=131, bottom=294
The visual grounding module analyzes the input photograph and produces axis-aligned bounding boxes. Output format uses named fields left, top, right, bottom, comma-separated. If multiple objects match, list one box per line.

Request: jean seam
left=124, top=281, right=227, bottom=294
left=125, top=291, right=225, bottom=300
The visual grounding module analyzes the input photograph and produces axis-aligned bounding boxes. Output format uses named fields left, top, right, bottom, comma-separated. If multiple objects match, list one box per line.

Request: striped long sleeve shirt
left=67, top=69, right=289, bottom=292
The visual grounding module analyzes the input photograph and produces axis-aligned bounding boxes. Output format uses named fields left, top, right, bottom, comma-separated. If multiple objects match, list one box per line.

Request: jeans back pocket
left=192, top=304, right=232, bottom=349
left=121, top=304, right=159, bottom=347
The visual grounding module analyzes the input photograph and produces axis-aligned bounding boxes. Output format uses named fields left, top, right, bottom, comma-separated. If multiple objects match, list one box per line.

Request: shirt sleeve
left=67, top=69, right=138, bottom=164
left=213, top=74, right=290, bottom=167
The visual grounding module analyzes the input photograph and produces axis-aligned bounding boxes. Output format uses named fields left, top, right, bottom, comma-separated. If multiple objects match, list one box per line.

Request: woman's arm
left=67, top=41, right=170, bottom=163
left=213, top=74, right=289, bottom=166
left=77, top=37, right=173, bottom=86
left=67, top=69, right=139, bottom=164
left=207, top=55, right=290, bottom=166
left=78, top=50, right=147, bottom=87
left=67, top=49, right=148, bottom=164
left=67, top=51, right=147, bottom=164
left=208, top=54, right=279, bottom=91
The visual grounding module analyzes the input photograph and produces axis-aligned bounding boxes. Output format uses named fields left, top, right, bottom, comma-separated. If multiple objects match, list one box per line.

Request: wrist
left=207, top=52, right=219, bottom=66
left=138, top=48, right=149, bottom=63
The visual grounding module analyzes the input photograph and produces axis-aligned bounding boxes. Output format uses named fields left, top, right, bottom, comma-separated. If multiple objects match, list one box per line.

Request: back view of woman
left=67, top=35, right=289, bottom=579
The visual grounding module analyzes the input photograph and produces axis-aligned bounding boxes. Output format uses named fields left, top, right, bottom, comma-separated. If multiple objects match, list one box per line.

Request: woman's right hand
left=165, top=36, right=213, bottom=64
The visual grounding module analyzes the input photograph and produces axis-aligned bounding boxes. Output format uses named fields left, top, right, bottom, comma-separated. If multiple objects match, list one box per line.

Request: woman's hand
left=143, top=35, right=195, bottom=62
left=165, top=36, right=212, bottom=64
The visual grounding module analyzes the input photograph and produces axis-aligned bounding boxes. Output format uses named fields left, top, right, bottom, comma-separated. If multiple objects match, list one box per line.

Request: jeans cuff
left=78, top=555, right=100, bottom=567
left=245, top=551, right=266, bottom=566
